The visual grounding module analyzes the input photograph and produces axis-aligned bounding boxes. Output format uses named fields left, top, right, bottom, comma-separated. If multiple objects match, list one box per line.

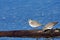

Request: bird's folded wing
left=43, top=22, right=58, bottom=31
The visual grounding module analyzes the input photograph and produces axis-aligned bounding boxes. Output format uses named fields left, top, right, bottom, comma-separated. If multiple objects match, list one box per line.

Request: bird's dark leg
left=34, top=27, right=38, bottom=31
left=36, top=38, right=39, bottom=40
left=34, top=27, right=39, bottom=40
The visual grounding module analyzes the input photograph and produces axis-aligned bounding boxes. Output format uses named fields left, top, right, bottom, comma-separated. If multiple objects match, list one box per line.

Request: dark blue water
left=0, top=0, right=60, bottom=40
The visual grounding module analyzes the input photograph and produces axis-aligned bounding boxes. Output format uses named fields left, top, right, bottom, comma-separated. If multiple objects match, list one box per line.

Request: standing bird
left=43, top=22, right=58, bottom=32
left=28, top=19, right=42, bottom=40
left=28, top=19, right=42, bottom=30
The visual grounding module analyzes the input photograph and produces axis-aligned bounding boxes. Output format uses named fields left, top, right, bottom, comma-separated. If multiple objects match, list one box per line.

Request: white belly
left=29, top=23, right=40, bottom=27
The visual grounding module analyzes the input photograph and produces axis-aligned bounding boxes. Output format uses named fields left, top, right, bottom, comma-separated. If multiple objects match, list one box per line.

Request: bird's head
left=28, top=19, right=32, bottom=23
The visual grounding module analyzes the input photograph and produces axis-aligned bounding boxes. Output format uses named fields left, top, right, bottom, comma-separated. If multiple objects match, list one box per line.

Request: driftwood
left=0, top=29, right=60, bottom=38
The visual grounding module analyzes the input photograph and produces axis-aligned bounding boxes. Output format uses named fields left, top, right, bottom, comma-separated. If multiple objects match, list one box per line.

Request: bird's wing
left=43, top=22, right=58, bottom=31
left=32, top=20, right=42, bottom=26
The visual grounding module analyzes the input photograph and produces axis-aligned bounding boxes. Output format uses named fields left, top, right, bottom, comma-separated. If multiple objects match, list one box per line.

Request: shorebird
left=43, top=22, right=58, bottom=32
left=28, top=19, right=42, bottom=40
left=28, top=19, right=42, bottom=29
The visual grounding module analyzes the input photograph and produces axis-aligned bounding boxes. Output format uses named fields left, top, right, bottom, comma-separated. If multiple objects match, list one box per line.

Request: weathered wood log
left=0, top=29, right=60, bottom=38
